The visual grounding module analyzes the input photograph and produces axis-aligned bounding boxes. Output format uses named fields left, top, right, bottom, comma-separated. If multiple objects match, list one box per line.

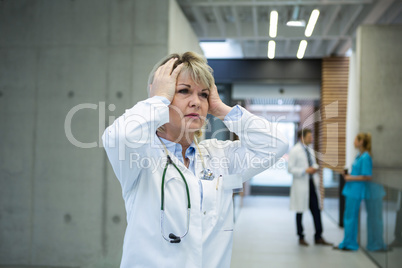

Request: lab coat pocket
left=201, top=179, right=218, bottom=213
left=218, top=189, right=235, bottom=231
left=217, top=176, right=236, bottom=231
left=222, top=174, right=242, bottom=191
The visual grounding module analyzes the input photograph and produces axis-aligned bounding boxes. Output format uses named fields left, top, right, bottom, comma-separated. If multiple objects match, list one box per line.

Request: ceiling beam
left=231, top=6, right=242, bottom=36
left=231, top=6, right=245, bottom=56
left=284, top=39, right=291, bottom=55
left=200, top=35, right=350, bottom=41
left=312, top=5, right=342, bottom=55
left=383, top=2, right=402, bottom=24
left=311, top=39, right=322, bottom=56
left=327, top=4, right=363, bottom=55
left=340, top=5, right=364, bottom=36
left=326, top=39, right=339, bottom=55
left=361, top=0, right=395, bottom=24
left=323, top=5, right=342, bottom=36
left=252, top=4, right=259, bottom=52
left=337, top=38, right=353, bottom=55
left=191, top=6, right=208, bottom=37
left=179, top=0, right=373, bottom=7
left=252, top=6, right=259, bottom=37
left=212, top=7, right=226, bottom=37
left=337, top=0, right=395, bottom=54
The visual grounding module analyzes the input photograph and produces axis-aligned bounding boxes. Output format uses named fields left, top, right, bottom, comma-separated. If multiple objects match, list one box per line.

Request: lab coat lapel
left=166, top=150, right=196, bottom=180
left=297, top=142, right=309, bottom=168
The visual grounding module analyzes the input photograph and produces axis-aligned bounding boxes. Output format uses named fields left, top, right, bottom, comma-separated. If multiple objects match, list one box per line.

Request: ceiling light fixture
left=286, top=20, right=306, bottom=27
left=305, top=9, right=320, bottom=37
left=269, top=10, right=278, bottom=38
left=286, top=6, right=305, bottom=27
left=297, top=40, right=308, bottom=59
left=267, top=40, right=275, bottom=59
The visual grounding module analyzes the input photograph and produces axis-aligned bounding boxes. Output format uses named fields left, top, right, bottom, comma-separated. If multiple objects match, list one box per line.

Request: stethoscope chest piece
left=200, top=168, right=215, bottom=181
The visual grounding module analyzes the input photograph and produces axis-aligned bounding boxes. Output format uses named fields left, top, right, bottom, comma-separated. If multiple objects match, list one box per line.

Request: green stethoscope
left=158, top=137, right=214, bottom=243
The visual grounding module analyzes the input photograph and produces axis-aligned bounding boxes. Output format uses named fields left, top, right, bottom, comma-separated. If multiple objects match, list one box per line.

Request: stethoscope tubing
left=161, top=155, right=191, bottom=211
left=158, top=136, right=214, bottom=243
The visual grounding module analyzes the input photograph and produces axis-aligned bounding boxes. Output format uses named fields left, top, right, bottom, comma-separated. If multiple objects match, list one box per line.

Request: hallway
left=231, top=196, right=378, bottom=268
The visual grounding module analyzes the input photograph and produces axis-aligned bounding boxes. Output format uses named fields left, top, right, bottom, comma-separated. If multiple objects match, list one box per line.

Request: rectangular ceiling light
left=267, top=40, right=275, bottom=59
left=269, top=11, right=278, bottom=38
left=286, top=20, right=306, bottom=27
left=305, top=9, right=320, bottom=37
left=297, top=40, right=308, bottom=59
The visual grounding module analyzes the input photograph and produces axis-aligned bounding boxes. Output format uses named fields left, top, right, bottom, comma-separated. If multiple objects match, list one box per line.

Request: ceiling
left=177, top=0, right=402, bottom=59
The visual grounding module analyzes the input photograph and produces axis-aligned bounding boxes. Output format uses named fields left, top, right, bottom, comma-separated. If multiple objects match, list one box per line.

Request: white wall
left=345, top=49, right=359, bottom=169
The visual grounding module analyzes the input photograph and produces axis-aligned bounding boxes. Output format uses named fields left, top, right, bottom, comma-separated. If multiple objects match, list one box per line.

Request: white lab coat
left=288, top=142, right=321, bottom=212
left=102, top=96, right=288, bottom=268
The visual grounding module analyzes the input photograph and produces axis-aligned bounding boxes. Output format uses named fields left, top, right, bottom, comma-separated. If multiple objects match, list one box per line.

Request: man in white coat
left=288, top=129, right=332, bottom=246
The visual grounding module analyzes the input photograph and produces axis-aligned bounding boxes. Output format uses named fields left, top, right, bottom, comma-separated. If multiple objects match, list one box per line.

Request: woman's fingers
left=153, top=64, right=162, bottom=78
left=208, top=85, right=222, bottom=113
left=162, top=58, right=177, bottom=76
left=150, top=58, right=183, bottom=101
left=154, top=58, right=179, bottom=79
left=153, top=58, right=174, bottom=80
left=171, top=62, right=184, bottom=79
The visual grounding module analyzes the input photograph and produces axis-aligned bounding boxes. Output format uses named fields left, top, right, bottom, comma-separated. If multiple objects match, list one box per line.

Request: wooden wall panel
left=318, top=57, right=349, bottom=204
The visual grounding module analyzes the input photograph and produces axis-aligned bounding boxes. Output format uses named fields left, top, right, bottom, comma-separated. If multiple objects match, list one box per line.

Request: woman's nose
left=189, top=93, right=200, bottom=108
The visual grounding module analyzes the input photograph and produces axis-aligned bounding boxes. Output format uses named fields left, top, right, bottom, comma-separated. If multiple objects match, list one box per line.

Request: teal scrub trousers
left=339, top=196, right=386, bottom=251
left=339, top=196, right=361, bottom=250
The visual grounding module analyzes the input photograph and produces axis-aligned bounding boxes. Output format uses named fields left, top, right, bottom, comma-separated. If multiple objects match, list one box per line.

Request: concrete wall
left=0, top=0, right=202, bottom=267
left=356, top=25, right=402, bottom=190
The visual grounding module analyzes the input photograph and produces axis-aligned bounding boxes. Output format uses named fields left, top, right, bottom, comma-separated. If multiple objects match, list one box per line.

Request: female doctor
left=102, top=52, right=288, bottom=268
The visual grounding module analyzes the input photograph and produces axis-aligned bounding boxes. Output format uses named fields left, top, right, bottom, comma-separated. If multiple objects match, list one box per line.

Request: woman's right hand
left=149, top=58, right=183, bottom=102
left=305, top=167, right=317, bottom=174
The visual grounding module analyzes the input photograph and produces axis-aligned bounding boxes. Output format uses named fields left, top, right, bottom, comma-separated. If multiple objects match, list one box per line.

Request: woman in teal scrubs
left=335, top=133, right=373, bottom=251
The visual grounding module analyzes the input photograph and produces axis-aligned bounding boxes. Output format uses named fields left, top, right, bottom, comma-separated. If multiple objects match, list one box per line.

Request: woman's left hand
left=208, top=84, right=232, bottom=120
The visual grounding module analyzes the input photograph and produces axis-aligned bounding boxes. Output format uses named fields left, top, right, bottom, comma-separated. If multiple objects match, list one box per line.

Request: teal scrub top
left=342, top=151, right=372, bottom=199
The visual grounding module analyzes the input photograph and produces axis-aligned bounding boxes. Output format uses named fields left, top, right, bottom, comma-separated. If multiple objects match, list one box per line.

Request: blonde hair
left=147, top=52, right=215, bottom=96
left=148, top=52, right=214, bottom=138
left=357, top=132, right=372, bottom=155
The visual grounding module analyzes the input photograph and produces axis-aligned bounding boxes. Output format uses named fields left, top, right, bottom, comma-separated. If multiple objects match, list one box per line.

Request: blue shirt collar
left=158, top=137, right=196, bottom=163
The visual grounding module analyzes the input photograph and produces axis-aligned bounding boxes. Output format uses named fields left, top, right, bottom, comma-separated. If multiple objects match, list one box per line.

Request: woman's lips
left=185, top=113, right=200, bottom=119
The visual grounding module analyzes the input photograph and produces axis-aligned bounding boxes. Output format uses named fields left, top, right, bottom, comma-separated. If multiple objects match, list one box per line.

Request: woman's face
left=354, top=136, right=362, bottom=148
left=166, top=71, right=209, bottom=137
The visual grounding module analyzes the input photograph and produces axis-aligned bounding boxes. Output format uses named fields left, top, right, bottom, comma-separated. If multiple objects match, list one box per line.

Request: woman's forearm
left=345, top=175, right=372, bottom=181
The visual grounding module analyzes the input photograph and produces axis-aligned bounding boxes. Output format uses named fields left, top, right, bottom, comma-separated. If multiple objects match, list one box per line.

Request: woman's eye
left=201, top=93, right=209, bottom=98
left=178, top=89, right=189, bottom=94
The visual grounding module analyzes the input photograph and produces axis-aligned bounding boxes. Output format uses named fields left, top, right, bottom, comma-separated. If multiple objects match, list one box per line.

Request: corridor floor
left=230, top=196, right=378, bottom=268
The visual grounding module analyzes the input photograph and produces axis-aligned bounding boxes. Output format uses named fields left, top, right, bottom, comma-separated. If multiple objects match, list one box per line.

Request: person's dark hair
left=297, top=129, right=312, bottom=139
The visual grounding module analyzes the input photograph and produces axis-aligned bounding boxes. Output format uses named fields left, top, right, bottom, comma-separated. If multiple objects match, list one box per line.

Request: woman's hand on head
left=208, top=84, right=232, bottom=120
left=149, top=58, right=183, bottom=102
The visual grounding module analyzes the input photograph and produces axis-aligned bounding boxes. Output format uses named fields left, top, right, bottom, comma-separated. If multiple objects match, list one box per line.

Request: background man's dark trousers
left=296, top=178, right=323, bottom=241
